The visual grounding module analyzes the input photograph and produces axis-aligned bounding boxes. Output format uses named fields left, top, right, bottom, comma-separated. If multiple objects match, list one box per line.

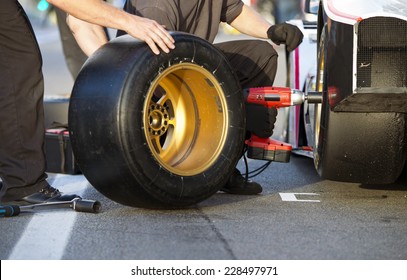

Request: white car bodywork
left=285, top=0, right=407, bottom=157
left=323, top=0, right=407, bottom=24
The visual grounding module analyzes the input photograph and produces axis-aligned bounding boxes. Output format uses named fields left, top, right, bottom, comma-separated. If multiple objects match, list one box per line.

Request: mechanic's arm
left=67, top=16, right=107, bottom=56
left=229, top=4, right=270, bottom=38
left=230, top=4, right=303, bottom=52
left=47, top=0, right=175, bottom=55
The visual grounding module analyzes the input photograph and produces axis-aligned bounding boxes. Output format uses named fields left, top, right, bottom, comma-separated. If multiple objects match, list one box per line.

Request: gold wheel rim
left=143, top=63, right=228, bottom=176
left=314, top=30, right=326, bottom=163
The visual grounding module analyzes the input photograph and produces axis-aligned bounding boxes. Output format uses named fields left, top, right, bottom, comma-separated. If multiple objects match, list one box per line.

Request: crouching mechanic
left=68, top=0, right=303, bottom=195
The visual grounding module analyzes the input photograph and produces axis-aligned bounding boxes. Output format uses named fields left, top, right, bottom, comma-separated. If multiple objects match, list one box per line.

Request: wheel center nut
left=148, top=104, right=170, bottom=136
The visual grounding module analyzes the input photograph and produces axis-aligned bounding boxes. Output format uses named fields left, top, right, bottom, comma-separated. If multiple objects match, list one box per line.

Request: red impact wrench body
left=243, top=86, right=321, bottom=162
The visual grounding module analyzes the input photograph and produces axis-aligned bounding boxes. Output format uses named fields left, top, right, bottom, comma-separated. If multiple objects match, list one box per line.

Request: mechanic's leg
left=215, top=40, right=278, bottom=138
left=215, top=40, right=279, bottom=194
left=0, top=0, right=48, bottom=202
left=0, top=1, right=80, bottom=204
left=215, top=40, right=278, bottom=88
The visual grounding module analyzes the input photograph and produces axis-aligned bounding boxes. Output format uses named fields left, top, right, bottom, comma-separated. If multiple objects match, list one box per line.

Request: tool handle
left=0, top=205, right=21, bottom=217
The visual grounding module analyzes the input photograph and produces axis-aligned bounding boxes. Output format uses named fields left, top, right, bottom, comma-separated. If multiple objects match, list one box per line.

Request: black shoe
left=21, top=185, right=81, bottom=204
left=220, top=169, right=262, bottom=195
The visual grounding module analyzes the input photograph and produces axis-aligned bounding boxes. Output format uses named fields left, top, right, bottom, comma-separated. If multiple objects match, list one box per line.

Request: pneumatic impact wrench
left=244, top=86, right=322, bottom=162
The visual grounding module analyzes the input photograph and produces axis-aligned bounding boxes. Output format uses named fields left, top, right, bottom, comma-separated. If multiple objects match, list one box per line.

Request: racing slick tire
left=68, top=32, right=245, bottom=208
left=313, top=28, right=407, bottom=184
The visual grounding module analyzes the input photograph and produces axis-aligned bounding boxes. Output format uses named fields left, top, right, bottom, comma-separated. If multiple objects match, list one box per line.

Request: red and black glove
left=267, top=23, right=304, bottom=52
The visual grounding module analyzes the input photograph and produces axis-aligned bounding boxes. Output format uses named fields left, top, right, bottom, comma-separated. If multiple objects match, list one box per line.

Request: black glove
left=246, top=104, right=278, bottom=139
left=267, top=23, right=304, bottom=52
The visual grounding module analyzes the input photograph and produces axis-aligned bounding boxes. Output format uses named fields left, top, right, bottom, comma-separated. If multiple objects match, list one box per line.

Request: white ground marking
left=8, top=174, right=89, bottom=259
left=279, top=193, right=321, bottom=202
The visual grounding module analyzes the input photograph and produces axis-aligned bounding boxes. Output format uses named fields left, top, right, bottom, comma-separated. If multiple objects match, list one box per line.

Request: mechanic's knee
left=245, top=104, right=278, bottom=138
left=248, top=41, right=278, bottom=85
left=253, top=41, right=278, bottom=61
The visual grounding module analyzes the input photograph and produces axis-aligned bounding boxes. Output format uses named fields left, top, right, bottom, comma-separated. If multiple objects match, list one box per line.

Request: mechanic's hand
left=267, top=23, right=303, bottom=52
left=126, top=15, right=175, bottom=55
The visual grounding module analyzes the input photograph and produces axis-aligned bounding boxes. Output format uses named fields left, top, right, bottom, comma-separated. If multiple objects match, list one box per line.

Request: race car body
left=286, top=0, right=407, bottom=184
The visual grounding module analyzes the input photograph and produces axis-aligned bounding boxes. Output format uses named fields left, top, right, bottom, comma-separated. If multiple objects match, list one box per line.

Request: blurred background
left=20, top=0, right=303, bottom=26
left=16, top=0, right=304, bottom=130
left=17, top=0, right=303, bottom=99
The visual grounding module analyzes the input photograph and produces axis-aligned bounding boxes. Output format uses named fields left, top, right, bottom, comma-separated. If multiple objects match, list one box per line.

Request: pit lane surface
left=2, top=156, right=407, bottom=260
left=1, top=15, right=407, bottom=261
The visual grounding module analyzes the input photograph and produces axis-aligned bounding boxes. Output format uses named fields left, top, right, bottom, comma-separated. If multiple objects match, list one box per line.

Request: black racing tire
left=68, top=32, right=245, bottom=208
left=314, top=28, right=407, bottom=184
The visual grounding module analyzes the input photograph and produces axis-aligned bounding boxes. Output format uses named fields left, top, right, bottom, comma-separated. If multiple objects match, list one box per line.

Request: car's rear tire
left=313, top=28, right=407, bottom=184
left=69, top=33, right=245, bottom=208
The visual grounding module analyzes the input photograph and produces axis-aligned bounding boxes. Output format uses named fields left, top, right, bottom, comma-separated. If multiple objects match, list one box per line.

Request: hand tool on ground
left=0, top=197, right=101, bottom=217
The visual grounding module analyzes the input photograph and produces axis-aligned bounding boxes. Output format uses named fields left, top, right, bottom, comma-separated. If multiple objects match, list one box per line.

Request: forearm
left=229, top=4, right=271, bottom=39
left=67, top=15, right=108, bottom=56
left=48, top=0, right=130, bottom=31
left=48, top=0, right=175, bottom=55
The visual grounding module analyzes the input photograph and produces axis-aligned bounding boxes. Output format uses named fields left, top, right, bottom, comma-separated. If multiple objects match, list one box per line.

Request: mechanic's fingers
left=285, top=30, right=295, bottom=52
left=158, top=24, right=175, bottom=44
left=145, top=37, right=161, bottom=55
left=146, top=23, right=175, bottom=54
left=286, top=27, right=303, bottom=52
left=155, top=26, right=175, bottom=50
left=147, top=31, right=175, bottom=54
